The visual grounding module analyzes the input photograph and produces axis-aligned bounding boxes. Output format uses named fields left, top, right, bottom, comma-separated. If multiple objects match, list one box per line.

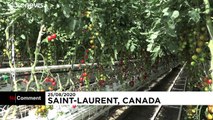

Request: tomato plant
left=0, top=0, right=213, bottom=119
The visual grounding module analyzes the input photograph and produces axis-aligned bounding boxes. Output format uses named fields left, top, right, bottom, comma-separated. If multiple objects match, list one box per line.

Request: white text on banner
left=45, top=92, right=213, bottom=105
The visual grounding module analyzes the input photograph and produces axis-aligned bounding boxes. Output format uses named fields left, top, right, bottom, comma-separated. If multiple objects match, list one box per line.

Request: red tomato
left=206, top=79, right=212, bottom=84
left=51, top=34, right=57, bottom=39
left=85, top=49, right=89, bottom=53
left=79, top=77, right=84, bottom=82
left=80, top=59, right=85, bottom=64
left=82, top=72, right=87, bottom=77
left=44, top=77, right=50, bottom=82
left=49, top=78, right=55, bottom=82
left=47, top=36, right=52, bottom=41
left=52, top=82, right=56, bottom=86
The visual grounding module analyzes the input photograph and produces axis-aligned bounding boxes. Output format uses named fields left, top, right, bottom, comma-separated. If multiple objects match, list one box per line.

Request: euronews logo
left=11, top=2, right=44, bottom=9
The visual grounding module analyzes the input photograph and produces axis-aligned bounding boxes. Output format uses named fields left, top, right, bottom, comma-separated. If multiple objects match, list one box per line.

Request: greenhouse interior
left=0, top=0, right=213, bottom=120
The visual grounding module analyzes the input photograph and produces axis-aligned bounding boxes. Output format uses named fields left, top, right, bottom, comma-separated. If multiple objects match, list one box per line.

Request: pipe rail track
left=111, top=63, right=187, bottom=120
left=151, top=62, right=187, bottom=120
left=0, top=59, right=141, bottom=74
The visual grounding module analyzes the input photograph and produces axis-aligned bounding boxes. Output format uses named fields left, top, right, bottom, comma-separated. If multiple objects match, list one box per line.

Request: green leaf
left=188, top=8, right=200, bottom=23
left=69, top=32, right=75, bottom=39
left=132, top=4, right=138, bottom=9
left=110, top=57, right=114, bottom=65
left=150, top=31, right=159, bottom=40
left=130, top=43, right=136, bottom=52
left=114, top=49, right=118, bottom=60
left=153, top=45, right=160, bottom=53
left=171, top=10, right=179, bottom=19
left=151, top=47, right=163, bottom=63
left=42, top=38, right=48, bottom=43
left=71, top=19, right=77, bottom=31
left=151, top=52, right=158, bottom=63
left=98, top=37, right=105, bottom=48
left=126, top=40, right=131, bottom=49
left=144, top=9, right=151, bottom=18
left=147, top=43, right=153, bottom=52
left=62, top=5, right=70, bottom=18
left=167, top=29, right=176, bottom=37
left=20, top=34, right=25, bottom=39
left=162, top=7, right=169, bottom=16
left=167, top=21, right=175, bottom=30
left=147, top=43, right=161, bottom=54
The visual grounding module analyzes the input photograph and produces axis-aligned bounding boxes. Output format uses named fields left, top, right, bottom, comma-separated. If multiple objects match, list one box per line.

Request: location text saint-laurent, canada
left=47, top=97, right=160, bottom=105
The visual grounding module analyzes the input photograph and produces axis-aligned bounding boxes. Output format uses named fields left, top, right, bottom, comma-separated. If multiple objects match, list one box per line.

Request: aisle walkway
left=121, top=67, right=182, bottom=120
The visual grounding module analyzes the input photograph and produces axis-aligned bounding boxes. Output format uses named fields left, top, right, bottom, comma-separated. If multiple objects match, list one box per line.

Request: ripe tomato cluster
left=83, top=10, right=99, bottom=50
left=78, top=49, right=90, bottom=68
left=203, top=77, right=212, bottom=91
left=189, top=27, right=208, bottom=66
left=186, top=106, right=197, bottom=119
left=206, top=105, right=213, bottom=120
left=79, top=70, right=88, bottom=86
left=47, top=33, right=57, bottom=42
left=89, top=35, right=97, bottom=49
left=194, top=77, right=212, bottom=91
left=84, top=11, right=91, bottom=18
left=44, top=77, right=57, bottom=91
left=78, top=49, right=90, bottom=86
left=35, top=105, right=53, bottom=117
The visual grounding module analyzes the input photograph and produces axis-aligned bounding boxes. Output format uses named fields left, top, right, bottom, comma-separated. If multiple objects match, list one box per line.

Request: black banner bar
left=0, top=92, right=45, bottom=105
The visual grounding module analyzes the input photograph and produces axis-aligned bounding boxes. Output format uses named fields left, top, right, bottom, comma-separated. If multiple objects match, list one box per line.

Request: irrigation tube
left=150, top=62, right=186, bottom=120
left=0, top=59, right=141, bottom=74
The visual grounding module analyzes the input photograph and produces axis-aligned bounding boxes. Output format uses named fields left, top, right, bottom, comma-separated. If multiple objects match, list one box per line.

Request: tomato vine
left=0, top=0, right=213, bottom=119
